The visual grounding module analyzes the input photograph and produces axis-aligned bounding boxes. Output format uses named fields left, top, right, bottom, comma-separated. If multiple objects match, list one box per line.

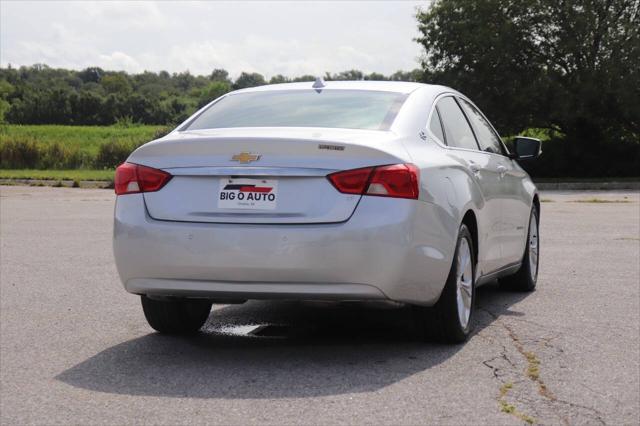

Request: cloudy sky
left=1, top=1, right=428, bottom=78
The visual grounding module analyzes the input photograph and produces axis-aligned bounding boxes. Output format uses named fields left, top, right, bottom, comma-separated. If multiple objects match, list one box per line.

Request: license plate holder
left=218, top=178, right=278, bottom=210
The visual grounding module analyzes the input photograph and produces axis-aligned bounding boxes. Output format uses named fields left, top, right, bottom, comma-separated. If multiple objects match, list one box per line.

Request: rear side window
left=185, top=90, right=407, bottom=131
left=429, top=108, right=446, bottom=143
left=458, top=98, right=504, bottom=155
left=436, top=97, right=479, bottom=150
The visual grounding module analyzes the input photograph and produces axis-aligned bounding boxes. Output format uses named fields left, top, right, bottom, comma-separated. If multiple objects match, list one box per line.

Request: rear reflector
left=115, top=162, right=172, bottom=195
left=327, top=163, right=419, bottom=199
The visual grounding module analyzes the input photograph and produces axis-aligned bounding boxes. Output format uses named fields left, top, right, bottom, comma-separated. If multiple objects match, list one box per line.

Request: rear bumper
left=127, top=278, right=386, bottom=301
left=113, top=194, right=456, bottom=305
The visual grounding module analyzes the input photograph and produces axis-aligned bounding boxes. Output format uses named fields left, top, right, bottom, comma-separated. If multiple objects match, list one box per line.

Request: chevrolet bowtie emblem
left=231, top=152, right=261, bottom=164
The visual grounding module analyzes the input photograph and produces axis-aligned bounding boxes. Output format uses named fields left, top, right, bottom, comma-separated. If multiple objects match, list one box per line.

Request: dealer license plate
left=218, top=178, right=278, bottom=210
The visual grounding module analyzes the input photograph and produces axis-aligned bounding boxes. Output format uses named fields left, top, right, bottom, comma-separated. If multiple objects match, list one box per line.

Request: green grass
left=0, top=169, right=114, bottom=181
left=0, top=124, right=168, bottom=157
left=498, top=382, right=535, bottom=424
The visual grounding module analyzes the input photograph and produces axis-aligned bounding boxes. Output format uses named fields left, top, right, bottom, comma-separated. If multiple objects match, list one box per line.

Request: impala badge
left=231, top=152, right=261, bottom=163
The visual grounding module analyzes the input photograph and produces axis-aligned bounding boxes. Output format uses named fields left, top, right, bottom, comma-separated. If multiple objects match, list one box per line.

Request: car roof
left=231, top=80, right=451, bottom=96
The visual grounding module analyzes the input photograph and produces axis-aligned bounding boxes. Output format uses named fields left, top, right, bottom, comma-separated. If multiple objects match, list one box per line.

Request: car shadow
left=56, top=282, right=530, bottom=399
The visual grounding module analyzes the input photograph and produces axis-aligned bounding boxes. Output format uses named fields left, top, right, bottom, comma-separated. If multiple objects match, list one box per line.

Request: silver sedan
left=113, top=80, right=541, bottom=343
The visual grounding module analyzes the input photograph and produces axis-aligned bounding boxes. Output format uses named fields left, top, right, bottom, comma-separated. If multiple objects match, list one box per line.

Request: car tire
left=414, top=224, right=476, bottom=343
left=141, top=296, right=212, bottom=334
left=499, top=205, right=539, bottom=292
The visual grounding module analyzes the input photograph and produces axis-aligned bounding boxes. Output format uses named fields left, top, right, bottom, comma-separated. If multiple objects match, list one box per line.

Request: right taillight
left=115, top=162, right=172, bottom=195
left=327, top=163, right=419, bottom=200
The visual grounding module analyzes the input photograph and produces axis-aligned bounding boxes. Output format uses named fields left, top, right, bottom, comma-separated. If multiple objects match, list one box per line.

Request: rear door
left=457, top=98, right=531, bottom=265
left=435, top=96, right=505, bottom=275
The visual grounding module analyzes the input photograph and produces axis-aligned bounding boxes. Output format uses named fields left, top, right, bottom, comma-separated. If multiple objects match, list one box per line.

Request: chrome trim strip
left=163, top=166, right=337, bottom=177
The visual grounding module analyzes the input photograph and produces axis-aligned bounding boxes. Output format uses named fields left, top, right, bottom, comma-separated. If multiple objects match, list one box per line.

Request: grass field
left=0, top=125, right=636, bottom=182
left=0, top=169, right=114, bottom=181
left=0, top=124, right=168, bottom=157
left=0, top=124, right=173, bottom=170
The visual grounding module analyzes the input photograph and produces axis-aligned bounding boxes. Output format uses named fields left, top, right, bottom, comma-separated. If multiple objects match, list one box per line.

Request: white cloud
left=0, top=1, right=427, bottom=78
left=79, top=1, right=168, bottom=30
left=97, top=52, right=144, bottom=73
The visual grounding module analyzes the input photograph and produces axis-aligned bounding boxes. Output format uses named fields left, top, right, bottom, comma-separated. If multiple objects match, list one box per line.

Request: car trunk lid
left=129, top=128, right=408, bottom=224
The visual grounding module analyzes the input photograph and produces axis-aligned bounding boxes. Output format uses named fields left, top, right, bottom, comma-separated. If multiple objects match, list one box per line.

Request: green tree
left=364, top=72, right=387, bottom=81
left=416, top=0, right=639, bottom=176
left=233, top=72, right=266, bottom=89
left=0, top=79, right=14, bottom=123
left=197, top=80, right=232, bottom=107
left=101, top=73, right=132, bottom=95
left=173, top=71, right=196, bottom=91
left=77, top=67, right=103, bottom=83
left=72, top=90, right=104, bottom=124
left=269, top=74, right=289, bottom=84
left=292, top=75, right=315, bottom=82
left=389, top=69, right=423, bottom=82
left=209, top=68, right=230, bottom=82
left=330, top=70, right=364, bottom=80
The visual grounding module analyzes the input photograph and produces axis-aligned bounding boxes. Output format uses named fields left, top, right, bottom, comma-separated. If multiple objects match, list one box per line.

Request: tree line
left=0, top=65, right=422, bottom=126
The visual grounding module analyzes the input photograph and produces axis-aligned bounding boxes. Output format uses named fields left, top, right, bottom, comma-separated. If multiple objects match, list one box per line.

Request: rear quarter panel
left=405, top=141, right=491, bottom=273
left=393, top=87, right=506, bottom=279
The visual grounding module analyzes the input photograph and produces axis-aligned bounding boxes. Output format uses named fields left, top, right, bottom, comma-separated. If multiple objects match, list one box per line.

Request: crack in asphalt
left=482, top=352, right=516, bottom=379
left=478, top=307, right=607, bottom=425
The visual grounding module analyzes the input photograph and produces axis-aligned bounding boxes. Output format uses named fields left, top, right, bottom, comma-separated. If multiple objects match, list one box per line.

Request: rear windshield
left=184, top=90, right=407, bottom=131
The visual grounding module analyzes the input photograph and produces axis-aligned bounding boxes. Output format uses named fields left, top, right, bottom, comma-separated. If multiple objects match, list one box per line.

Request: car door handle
left=497, top=165, right=507, bottom=177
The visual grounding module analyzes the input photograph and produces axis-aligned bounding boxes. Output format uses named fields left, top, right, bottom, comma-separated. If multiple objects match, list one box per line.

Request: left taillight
left=327, top=163, right=419, bottom=200
left=114, top=162, right=172, bottom=195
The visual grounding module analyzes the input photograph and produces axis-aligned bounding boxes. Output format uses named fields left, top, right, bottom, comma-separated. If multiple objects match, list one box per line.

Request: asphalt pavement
left=1, top=186, right=638, bottom=425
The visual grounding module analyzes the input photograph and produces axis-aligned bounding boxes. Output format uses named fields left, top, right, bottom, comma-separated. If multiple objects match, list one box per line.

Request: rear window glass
left=184, top=90, right=407, bottom=131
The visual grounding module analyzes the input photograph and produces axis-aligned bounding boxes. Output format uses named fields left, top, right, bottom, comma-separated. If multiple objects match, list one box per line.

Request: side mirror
left=511, top=136, right=542, bottom=161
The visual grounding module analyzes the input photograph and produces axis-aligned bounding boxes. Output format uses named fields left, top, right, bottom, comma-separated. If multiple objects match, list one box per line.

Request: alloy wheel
left=528, top=215, right=539, bottom=281
left=455, top=237, right=473, bottom=329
